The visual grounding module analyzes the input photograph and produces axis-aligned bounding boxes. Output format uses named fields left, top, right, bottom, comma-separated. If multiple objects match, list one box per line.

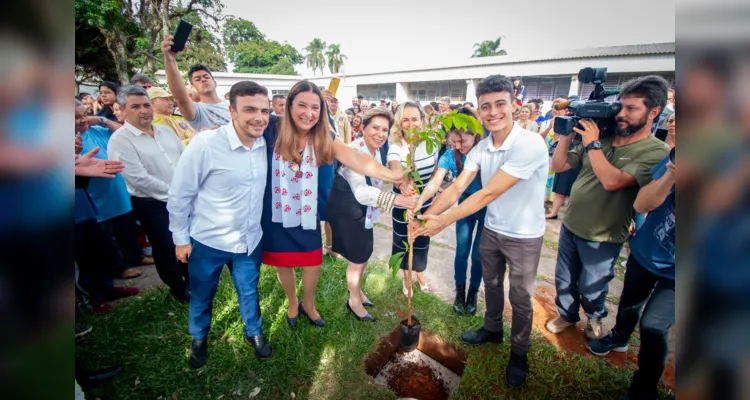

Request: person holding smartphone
left=161, top=35, right=231, bottom=131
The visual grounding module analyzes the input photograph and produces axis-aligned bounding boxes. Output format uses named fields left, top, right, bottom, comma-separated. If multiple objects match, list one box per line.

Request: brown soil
left=400, top=315, right=420, bottom=327
left=365, top=325, right=467, bottom=377
left=531, top=285, right=675, bottom=391
left=386, top=358, right=449, bottom=400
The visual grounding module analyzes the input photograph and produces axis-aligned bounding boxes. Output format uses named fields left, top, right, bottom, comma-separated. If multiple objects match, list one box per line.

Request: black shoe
left=346, top=300, right=376, bottom=322
left=189, top=338, right=208, bottom=369
left=75, top=323, right=93, bottom=339
left=299, top=303, right=326, bottom=327
left=245, top=334, right=272, bottom=358
left=172, top=287, right=191, bottom=304
left=505, top=351, right=528, bottom=388
left=465, top=285, right=479, bottom=315
left=350, top=291, right=375, bottom=307
left=453, top=284, right=466, bottom=315
left=460, top=327, right=503, bottom=346
left=287, top=315, right=298, bottom=329
left=623, top=371, right=658, bottom=400
left=81, top=365, right=122, bottom=386
left=586, top=333, right=629, bottom=356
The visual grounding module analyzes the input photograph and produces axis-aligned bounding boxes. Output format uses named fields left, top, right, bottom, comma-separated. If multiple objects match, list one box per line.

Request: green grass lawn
left=77, top=256, right=674, bottom=400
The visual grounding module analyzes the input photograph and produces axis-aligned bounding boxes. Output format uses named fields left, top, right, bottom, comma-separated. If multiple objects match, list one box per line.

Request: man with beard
left=161, top=36, right=231, bottom=131
left=168, top=81, right=272, bottom=367
left=546, top=76, right=670, bottom=341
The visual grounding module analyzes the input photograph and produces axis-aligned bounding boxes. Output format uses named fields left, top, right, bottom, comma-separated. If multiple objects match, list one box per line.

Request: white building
left=153, top=42, right=675, bottom=108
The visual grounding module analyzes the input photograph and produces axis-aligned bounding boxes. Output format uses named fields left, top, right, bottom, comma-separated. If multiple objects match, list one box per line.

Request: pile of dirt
left=386, top=359, right=449, bottom=400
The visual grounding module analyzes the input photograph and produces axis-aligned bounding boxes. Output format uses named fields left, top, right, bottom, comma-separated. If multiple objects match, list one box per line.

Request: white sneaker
left=545, top=316, right=575, bottom=334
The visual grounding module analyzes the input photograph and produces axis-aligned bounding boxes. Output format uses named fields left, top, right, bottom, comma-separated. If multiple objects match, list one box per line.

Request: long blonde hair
left=389, top=101, right=427, bottom=146
left=276, top=81, right=334, bottom=165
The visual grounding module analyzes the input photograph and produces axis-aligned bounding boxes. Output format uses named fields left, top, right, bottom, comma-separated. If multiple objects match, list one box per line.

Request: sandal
left=418, top=281, right=431, bottom=292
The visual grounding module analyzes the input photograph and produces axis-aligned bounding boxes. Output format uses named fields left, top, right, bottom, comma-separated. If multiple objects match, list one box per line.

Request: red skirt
left=262, top=249, right=322, bottom=267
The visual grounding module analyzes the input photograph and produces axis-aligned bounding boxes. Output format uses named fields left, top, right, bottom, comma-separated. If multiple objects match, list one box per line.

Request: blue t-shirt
left=630, top=156, right=674, bottom=280
left=438, top=149, right=482, bottom=198
left=75, top=188, right=98, bottom=224
left=80, top=126, right=133, bottom=222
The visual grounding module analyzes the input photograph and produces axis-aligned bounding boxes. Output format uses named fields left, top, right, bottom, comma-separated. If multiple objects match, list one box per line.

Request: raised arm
left=333, top=138, right=403, bottom=184
left=161, top=35, right=197, bottom=122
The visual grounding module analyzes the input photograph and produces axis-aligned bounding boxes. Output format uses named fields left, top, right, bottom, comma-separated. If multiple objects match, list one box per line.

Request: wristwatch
left=585, top=140, right=602, bottom=152
left=100, top=117, right=107, bottom=126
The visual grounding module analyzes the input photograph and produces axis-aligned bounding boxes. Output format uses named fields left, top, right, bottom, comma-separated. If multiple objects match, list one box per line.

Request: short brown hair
left=229, top=81, right=268, bottom=108
left=362, top=106, right=393, bottom=129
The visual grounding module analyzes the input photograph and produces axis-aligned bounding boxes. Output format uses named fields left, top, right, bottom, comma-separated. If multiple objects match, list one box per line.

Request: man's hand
left=75, top=147, right=125, bottom=178
left=414, top=214, right=448, bottom=237
left=405, top=197, right=424, bottom=220
left=175, top=244, right=192, bottom=263
left=321, top=89, right=334, bottom=103
left=573, top=118, right=600, bottom=146
left=161, top=35, right=180, bottom=62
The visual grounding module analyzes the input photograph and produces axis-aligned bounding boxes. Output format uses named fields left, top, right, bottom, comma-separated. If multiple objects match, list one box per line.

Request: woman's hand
left=397, top=182, right=417, bottom=197
left=405, top=196, right=424, bottom=220
left=395, top=194, right=419, bottom=211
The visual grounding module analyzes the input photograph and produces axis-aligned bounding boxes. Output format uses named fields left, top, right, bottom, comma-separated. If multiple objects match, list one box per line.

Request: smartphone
left=171, top=20, right=193, bottom=53
left=328, top=78, right=341, bottom=96
left=654, top=127, right=668, bottom=142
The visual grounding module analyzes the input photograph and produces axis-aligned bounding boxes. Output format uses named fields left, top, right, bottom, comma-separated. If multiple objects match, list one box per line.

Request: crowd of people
left=74, top=33, right=676, bottom=399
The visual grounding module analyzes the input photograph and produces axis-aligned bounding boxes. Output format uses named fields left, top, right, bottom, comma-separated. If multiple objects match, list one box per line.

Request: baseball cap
left=147, top=87, right=172, bottom=100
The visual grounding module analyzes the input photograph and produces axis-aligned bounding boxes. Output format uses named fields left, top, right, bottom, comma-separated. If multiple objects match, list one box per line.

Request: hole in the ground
left=365, top=323, right=467, bottom=400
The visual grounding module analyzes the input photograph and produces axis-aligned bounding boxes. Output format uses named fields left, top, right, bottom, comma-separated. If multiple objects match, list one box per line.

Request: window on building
left=406, top=80, right=466, bottom=102
left=521, top=76, right=571, bottom=101
left=357, top=84, right=396, bottom=102
left=271, top=90, right=289, bottom=97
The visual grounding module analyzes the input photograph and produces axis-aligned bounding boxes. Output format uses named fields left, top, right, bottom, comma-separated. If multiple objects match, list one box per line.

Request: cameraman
left=546, top=76, right=671, bottom=340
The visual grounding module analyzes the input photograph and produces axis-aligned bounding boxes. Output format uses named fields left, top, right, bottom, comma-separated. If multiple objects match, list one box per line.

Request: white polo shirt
left=463, top=123, right=549, bottom=238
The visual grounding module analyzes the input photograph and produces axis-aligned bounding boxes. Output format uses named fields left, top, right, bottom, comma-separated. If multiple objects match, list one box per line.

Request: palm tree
left=304, top=38, right=327, bottom=76
left=471, top=36, right=507, bottom=58
left=325, top=44, right=348, bottom=74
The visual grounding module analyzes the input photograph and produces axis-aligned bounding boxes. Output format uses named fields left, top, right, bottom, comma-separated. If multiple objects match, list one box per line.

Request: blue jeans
left=554, top=225, right=623, bottom=321
left=454, top=207, right=486, bottom=288
left=188, top=239, right=263, bottom=340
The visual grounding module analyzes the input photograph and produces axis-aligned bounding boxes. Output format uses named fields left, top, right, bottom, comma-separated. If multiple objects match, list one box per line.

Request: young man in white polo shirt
left=415, top=74, right=548, bottom=388
left=167, top=81, right=272, bottom=368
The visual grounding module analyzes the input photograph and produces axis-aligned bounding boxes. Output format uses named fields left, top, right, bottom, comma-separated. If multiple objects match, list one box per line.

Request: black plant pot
left=398, top=316, right=421, bottom=351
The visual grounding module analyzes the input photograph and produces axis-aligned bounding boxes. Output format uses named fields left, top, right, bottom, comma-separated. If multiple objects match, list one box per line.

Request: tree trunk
left=406, top=142, right=417, bottom=326
left=100, top=28, right=131, bottom=85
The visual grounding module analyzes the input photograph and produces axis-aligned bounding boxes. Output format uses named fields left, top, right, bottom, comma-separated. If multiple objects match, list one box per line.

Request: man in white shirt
left=161, top=36, right=231, bottom=131
left=167, top=81, right=272, bottom=368
left=414, top=75, right=548, bottom=388
left=108, top=85, right=190, bottom=303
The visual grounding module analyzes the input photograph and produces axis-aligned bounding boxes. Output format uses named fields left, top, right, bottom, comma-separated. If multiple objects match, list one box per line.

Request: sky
left=221, top=0, right=675, bottom=76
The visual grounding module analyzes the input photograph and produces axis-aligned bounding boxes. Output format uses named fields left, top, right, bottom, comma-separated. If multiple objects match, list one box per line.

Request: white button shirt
left=167, top=123, right=268, bottom=254
left=464, top=123, right=549, bottom=238
left=107, top=122, right=185, bottom=202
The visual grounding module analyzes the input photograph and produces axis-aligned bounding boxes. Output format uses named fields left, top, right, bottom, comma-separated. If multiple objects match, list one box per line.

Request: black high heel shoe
left=349, top=291, right=375, bottom=308
left=346, top=300, right=376, bottom=322
left=299, top=303, right=326, bottom=327
left=287, top=299, right=298, bottom=328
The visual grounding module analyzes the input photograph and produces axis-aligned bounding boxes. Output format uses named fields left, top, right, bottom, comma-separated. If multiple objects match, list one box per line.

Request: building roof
left=348, top=42, right=676, bottom=77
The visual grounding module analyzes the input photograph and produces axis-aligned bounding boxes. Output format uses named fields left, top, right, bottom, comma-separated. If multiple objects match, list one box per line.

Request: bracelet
left=376, top=192, right=384, bottom=209
left=388, top=192, right=396, bottom=212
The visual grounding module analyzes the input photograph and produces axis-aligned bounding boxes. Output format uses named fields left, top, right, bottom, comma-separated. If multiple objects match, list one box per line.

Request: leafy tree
left=471, top=36, right=507, bottom=58
left=389, top=110, right=484, bottom=325
left=75, top=0, right=225, bottom=84
left=268, top=58, right=298, bottom=75
left=222, top=17, right=265, bottom=47
left=222, top=17, right=301, bottom=75
left=325, top=44, right=347, bottom=74
left=304, top=38, right=327, bottom=76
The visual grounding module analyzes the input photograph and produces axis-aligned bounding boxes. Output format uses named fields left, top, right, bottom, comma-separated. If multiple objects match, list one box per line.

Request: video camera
left=554, top=67, right=622, bottom=138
